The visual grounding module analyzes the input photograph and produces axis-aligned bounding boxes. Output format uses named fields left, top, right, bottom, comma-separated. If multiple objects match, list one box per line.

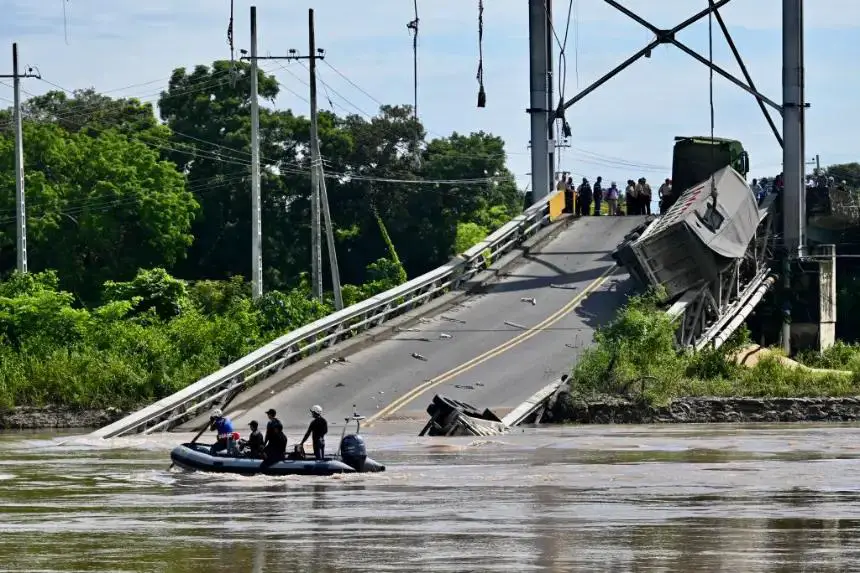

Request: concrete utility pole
left=781, top=0, right=806, bottom=354
left=527, top=0, right=553, bottom=205
left=240, top=8, right=341, bottom=308
left=249, top=7, right=263, bottom=300
left=307, top=9, right=324, bottom=303
left=282, top=9, right=343, bottom=308
left=1, top=43, right=40, bottom=274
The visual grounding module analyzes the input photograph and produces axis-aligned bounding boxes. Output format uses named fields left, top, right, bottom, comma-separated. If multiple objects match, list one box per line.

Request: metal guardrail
left=91, top=190, right=564, bottom=438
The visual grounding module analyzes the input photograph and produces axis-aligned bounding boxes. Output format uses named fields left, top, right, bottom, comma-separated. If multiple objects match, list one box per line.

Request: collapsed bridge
left=614, top=166, right=777, bottom=350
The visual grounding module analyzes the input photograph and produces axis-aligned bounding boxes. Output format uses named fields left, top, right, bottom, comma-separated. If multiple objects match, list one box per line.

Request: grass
left=569, top=290, right=860, bottom=406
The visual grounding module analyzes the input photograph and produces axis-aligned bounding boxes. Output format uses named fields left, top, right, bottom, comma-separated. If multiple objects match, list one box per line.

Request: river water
left=2, top=423, right=860, bottom=572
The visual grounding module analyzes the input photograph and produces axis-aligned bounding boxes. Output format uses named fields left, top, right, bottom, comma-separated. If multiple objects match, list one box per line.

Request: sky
left=0, top=0, right=858, bottom=192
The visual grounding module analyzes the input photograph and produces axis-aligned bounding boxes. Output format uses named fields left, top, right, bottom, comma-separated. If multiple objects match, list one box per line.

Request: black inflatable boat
left=170, top=411, right=386, bottom=477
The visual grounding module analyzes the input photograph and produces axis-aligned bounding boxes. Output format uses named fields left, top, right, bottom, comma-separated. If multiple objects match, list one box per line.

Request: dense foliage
left=570, top=290, right=860, bottom=405
left=0, top=265, right=404, bottom=410
left=0, top=60, right=523, bottom=409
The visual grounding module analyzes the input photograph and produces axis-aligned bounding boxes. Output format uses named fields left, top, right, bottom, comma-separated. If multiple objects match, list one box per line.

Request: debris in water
left=504, top=321, right=526, bottom=330
left=565, top=343, right=577, bottom=349
left=441, top=315, right=466, bottom=324
left=335, top=382, right=345, bottom=387
left=475, top=382, right=485, bottom=387
left=454, top=384, right=475, bottom=390
left=411, top=352, right=428, bottom=361
left=520, top=297, right=536, bottom=305
left=439, top=333, right=452, bottom=339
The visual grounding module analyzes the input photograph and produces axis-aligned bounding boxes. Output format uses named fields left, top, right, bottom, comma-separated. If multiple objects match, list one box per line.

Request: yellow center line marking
left=365, top=264, right=619, bottom=425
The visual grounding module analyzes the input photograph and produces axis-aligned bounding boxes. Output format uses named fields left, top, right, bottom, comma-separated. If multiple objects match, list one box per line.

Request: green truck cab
left=669, top=136, right=749, bottom=207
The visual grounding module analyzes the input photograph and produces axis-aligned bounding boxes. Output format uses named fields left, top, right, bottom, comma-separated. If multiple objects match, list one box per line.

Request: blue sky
left=1, top=0, right=858, bottom=191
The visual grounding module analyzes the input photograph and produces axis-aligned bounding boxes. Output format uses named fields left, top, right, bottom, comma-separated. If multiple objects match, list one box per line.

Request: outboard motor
left=340, top=433, right=367, bottom=471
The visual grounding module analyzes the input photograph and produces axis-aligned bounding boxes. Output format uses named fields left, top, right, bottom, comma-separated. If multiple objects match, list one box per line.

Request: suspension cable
left=408, top=1, right=421, bottom=166
left=708, top=0, right=717, bottom=203
left=227, top=0, right=237, bottom=87
left=476, top=0, right=486, bottom=107
left=407, top=1, right=419, bottom=122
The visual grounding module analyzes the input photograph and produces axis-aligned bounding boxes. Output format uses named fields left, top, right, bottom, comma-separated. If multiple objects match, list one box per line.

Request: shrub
left=569, top=290, right=860, bottom=405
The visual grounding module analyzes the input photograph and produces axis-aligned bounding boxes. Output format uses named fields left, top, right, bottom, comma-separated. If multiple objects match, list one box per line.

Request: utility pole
left=527, top=0, right=553, bottom=206
left=240, top=9, right=342, bottom=307
left=282, top=9, right=342, bottom=308
left=306, top=9, right=323, bottom=303
left=248, top=7, right=263, bottom=300
left=780, top=0, right=806, bottom=355
left=1, top=43, right=40, bottom=274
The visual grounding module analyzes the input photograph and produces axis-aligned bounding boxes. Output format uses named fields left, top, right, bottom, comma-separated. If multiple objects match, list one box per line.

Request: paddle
left=168, top=384, right=244, bottom=471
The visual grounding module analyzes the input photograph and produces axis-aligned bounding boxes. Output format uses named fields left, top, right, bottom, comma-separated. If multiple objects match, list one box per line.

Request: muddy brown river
left=2, top=423, right=860, bottom=572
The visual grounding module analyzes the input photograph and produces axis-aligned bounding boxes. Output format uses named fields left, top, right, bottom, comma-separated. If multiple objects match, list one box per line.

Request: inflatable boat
left=169, top=411, right=386, bottom=476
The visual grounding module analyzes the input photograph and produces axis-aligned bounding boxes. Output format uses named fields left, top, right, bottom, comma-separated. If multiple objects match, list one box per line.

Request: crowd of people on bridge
left=554, top=170, right=835, bottom=216
left=555, top=173, right=676, bottom=216
left=207, top=405, right=329, bottom=463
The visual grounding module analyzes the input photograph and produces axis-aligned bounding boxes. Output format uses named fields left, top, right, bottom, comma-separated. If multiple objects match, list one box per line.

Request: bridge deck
left=181, top=216, right=648, bottom=432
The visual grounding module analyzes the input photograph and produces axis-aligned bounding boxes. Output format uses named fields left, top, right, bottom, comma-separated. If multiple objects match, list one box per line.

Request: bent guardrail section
left=92, top=190, right=565, bottom=439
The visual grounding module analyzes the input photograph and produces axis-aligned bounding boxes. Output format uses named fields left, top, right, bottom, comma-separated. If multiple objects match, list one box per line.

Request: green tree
left=20, top=88, right=160, bottom=137
left=826, top=162, right=860, bottom=187
left=157, top=60, right=315, bottom=288
left=0, top=123, right=198, bottom=298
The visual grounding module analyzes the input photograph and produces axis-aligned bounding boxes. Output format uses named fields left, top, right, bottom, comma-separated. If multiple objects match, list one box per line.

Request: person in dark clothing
left=246, top=421, right=265, bottom=458
left=300, top=405, right=328, bottom=461
left=577, top=178, right=592, bottom=216
left=264, top=408, right=283, bottom=446
left=262, top=409, right=287, bottom=462
left=593, top=176, right=603, bottom=216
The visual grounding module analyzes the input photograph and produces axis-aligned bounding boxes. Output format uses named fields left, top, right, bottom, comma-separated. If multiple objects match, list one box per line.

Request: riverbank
left=0, top=406, right=132, bottom=430
left=542, top=390, right=860, bottom=424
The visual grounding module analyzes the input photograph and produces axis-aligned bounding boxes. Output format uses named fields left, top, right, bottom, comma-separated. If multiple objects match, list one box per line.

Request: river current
left=2, top=423, right=860, bottom=572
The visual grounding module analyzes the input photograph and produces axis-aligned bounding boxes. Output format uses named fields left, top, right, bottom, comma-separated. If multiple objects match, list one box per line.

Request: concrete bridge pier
left=818, top=244, right=836, bottom=351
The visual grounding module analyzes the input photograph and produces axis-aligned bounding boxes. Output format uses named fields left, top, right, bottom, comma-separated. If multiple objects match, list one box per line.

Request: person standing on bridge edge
left=606, top=182, right=620, bottom=216
left=301, top=405, right=328, bottom=461
left=625, top=179, right=637, bottom=215
left=576, top=178, right=592, bottom=216
left=593, top=176, right=604, bottom=215
left=635, top=178, right=652, bottom=215
left=658, top=178, right=672, bottom=214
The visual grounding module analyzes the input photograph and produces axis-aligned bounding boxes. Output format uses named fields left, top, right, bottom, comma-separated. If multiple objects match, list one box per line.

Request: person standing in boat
left=300, top=405, right=328, bottom=461
left=246, top=420, right=265, bottom=458
left=209, top=409, right=236, bottom=456
left=264, top=409, right=283, bottom=446
left=263, top=409, right=287, bottom=462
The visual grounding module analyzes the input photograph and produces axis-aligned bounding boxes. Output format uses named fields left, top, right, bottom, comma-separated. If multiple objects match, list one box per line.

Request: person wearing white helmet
left=208, top=408, right=237, bottom=456
left=300, top=405, right=328, bottom=461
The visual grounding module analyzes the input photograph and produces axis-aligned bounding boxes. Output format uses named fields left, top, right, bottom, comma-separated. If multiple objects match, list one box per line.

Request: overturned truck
left=613, top=165, right=776, bottom=348
left=614, top=166, right=761, bottom=299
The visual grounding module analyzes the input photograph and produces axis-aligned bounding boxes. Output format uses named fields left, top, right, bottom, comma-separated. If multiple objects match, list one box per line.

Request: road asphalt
left=220, top=215, right=648, bottom=436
